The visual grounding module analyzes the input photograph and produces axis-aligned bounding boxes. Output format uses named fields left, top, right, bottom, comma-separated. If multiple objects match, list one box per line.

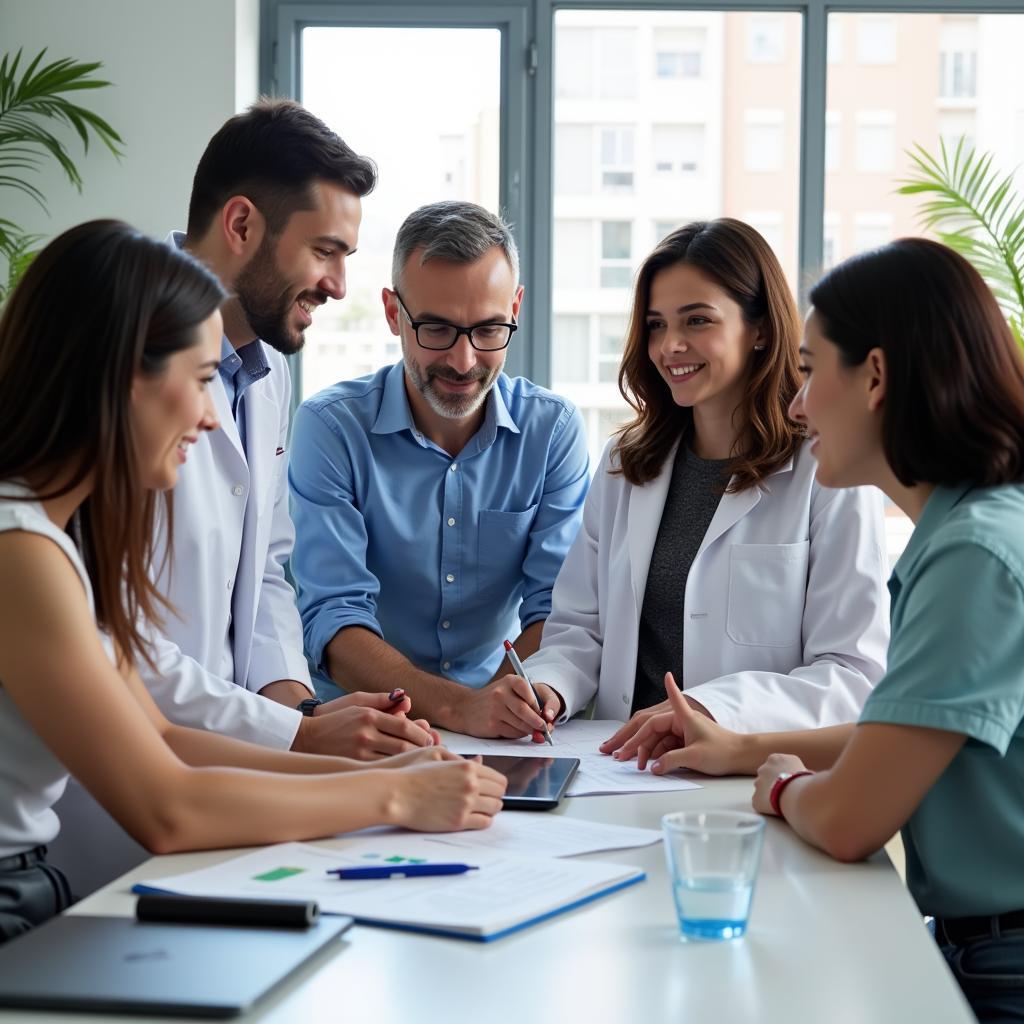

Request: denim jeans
left=0, top=852, right=73, bottom=943
left=937, top=926, right=1024, bottom=1023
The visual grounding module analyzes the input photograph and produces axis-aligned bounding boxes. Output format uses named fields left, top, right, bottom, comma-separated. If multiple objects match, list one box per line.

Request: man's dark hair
left=186, top=98, right=376, bottom=241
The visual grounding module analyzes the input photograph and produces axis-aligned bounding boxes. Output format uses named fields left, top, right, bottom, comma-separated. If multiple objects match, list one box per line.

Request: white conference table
left=0, top=763, right=973, bottom=1024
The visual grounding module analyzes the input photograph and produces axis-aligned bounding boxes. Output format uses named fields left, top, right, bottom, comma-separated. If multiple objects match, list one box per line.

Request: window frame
left=263, top=0, right=1024, bottom=401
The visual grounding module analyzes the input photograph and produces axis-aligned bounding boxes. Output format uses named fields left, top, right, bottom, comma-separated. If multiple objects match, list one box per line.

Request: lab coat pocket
left=478, top=506, right=538, bottom=596
left=726, top=541, right=809, bottom=647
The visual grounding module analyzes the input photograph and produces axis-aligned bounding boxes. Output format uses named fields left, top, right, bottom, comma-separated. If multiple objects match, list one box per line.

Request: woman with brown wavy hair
left=0, top=220, right=504, bottom=942
left=523, top=219, right=889, bottom=748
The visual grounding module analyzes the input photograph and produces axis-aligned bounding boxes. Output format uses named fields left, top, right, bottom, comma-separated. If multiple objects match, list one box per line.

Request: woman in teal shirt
left=614, top=238, right=1024, bottom=1022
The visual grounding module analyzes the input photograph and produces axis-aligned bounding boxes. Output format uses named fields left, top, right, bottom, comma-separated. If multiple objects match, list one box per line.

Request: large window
left=296, top=26, right=502, bottom=400
left=551, top=8, right=801, bottom=460
left=271, top=1, right=1024, bottom=560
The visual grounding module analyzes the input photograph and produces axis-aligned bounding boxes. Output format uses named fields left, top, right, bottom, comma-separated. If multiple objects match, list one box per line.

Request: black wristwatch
left=296, top=697, right=323, bottom=717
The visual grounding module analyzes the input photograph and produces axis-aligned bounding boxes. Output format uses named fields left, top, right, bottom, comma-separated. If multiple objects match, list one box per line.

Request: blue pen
left=327, top=864, right=479, bottom=880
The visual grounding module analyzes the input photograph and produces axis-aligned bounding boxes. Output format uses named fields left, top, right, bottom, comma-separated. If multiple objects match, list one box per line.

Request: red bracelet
left=769, top=771, right=814, bottom=818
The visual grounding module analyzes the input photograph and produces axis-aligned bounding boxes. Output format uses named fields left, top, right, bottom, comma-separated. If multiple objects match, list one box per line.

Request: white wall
left=0, top=0, right=259, bottom=245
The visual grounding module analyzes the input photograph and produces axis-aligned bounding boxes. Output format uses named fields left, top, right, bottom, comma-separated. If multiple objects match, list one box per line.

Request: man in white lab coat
left=138, top=100, right=437, bottom=759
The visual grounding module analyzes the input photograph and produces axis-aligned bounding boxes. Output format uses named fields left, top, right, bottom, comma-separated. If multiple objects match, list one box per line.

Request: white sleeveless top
left=0, top=484, right=107, bottom=856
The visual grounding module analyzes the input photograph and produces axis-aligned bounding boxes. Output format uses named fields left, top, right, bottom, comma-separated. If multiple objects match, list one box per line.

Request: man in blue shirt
left=289, top=201, right=590, bottom=738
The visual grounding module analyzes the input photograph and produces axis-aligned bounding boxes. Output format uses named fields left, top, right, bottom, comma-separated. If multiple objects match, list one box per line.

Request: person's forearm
left=140, top=763, right=400, bottom=853
left=164, top=723, right=364, bottom=774
left=736, top=724, right=855, bottom=774
left=259, top=679, right=312, bottom=707
left=489, top=620, right=544, bottom=681
left=325, top=626, right=470, bottom=729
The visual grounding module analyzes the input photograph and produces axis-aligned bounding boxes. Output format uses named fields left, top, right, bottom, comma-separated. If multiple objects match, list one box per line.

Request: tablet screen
left=475, top=755, right=580, bottom=810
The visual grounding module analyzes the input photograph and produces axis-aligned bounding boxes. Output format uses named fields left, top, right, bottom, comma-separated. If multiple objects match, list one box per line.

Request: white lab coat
left=524, top=439, right=890, bottom=732
left=140, top=342, right=313, bottom=748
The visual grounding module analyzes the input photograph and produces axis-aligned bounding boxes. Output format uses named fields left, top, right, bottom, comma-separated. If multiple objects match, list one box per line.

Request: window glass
left=298, top=26, right=501, bottom=400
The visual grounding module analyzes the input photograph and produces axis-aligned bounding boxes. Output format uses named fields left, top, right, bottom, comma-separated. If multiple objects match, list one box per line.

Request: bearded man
left=289, top=200, right=590, bottom=739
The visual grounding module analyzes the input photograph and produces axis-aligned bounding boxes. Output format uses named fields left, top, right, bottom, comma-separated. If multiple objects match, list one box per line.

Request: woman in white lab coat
left=523, top=219, right=889, bottom=745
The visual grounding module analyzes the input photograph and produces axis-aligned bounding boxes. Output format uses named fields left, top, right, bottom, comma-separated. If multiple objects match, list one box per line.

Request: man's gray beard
left=406, top=359, right=500, bottom=420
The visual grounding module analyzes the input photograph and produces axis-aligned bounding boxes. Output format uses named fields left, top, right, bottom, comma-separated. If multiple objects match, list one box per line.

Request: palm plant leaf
left=0, top=229, right=40, bottom=305
left=898, top=138, right=1024, bottom=338
left=0, top=47, right=123, bottom=214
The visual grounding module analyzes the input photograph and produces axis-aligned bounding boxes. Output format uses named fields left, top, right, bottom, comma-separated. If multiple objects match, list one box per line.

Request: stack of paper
left=136, top=837, right=645, bottom=943
left=444, top=719, right=703, bottom=797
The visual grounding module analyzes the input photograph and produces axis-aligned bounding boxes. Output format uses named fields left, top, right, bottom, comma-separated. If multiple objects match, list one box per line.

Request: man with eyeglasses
left=289, top=200, right=590, bottom=739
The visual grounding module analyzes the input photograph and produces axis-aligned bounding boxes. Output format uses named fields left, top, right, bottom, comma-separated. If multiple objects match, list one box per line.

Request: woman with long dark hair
left=523, top=219, right=889, bottom=743
left=618, top=237, right=1024, bottom=1021
left=0, top=220, right=504, bottom=942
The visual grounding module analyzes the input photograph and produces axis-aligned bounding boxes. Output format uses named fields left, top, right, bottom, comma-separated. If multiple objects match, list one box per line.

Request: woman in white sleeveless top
left=0, top=220, right=505, bottom=941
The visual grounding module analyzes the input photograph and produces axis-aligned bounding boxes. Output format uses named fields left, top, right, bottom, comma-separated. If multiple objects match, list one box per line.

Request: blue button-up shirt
left=288, top=361, right=590, bottom=691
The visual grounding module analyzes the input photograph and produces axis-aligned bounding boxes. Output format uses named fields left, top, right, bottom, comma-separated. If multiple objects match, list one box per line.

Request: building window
left=654, top=27, right=705, bottom=80
left=856, top=17, right=897, bottom=65
left=597, top=315, right=627, bottom=382
left=744, top=212, right=783, bottom=257
left=597, top=28, right=637, bottom=100
left=600, top=221, right=633, bottom=289
left=825, top=112, right=841, bottom=173
left=939, top=51, right=978, bottom=99
left=747, top=16, right=785, bottom=63
left=939, top=18, right=979, bottom=100
left=654, top=220, right=679, bottom=244
left=600, top=126, right=635, bottom=192
left=854, top=212, right=894, bottom=254
left=556, top=28, right=593, bottom=99
left=855, top=113, right=895, bottom=173
left=939, top=112, right=976, bottom=155
left=555, top=124, right=592, bottom=196
left=552, top=315, right=591, bottom=384
left=554, top=219, right=593, bottom=290
left=653, top=124, right=704, bottom=175
left=744, top=111, right=784, bottom=173
left=822, top=212, right=840, bottom=270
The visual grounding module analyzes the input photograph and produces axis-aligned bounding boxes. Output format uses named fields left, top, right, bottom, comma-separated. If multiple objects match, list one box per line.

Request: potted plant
left=0, top=47, right=123, bottom=301
left=899, top=137, right=1024, bottom=346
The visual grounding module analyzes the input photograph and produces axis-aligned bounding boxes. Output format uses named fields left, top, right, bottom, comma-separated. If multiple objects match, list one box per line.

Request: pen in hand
left=502, top=639, right=555, bottom=746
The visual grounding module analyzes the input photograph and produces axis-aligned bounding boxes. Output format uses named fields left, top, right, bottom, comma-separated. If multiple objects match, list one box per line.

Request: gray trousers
left=0, top=848, right=73, bottom=943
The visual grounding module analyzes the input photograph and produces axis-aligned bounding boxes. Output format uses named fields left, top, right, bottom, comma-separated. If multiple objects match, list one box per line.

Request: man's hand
left=452, top=675, right=563, bottom=739
left=293, top=690, right=439, bottom=759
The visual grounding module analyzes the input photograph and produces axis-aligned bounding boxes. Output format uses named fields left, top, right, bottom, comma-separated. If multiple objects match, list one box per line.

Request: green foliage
left=898, top=138, right=1024, bottom=346
left=0, top=47, right=123, bottom=302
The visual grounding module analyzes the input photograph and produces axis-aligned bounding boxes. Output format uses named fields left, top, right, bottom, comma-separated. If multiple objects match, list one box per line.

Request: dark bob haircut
left=809, top=238, right=1024, bottom=487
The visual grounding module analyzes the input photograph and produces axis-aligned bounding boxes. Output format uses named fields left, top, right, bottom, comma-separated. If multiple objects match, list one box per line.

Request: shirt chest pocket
left=477, top=506, right=538, bottom=594
left=725, top=541, right=809, bottom=648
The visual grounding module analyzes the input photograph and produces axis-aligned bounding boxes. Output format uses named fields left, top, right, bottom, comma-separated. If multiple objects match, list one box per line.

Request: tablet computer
left=476, top=754, right=580, bottom=810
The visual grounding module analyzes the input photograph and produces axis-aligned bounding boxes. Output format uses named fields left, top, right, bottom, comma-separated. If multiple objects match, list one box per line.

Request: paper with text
left=444, top=719, right=702, bottom=796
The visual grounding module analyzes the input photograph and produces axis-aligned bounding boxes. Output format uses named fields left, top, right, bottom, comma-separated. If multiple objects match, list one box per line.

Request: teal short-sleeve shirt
left=859, top=483, right=1024, bottom=919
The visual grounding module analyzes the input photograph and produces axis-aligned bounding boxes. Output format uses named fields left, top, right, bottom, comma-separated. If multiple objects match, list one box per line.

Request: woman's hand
left=392, top=759, right=507, bottom=832
left=598, top=699, right=672, bottom=754
left=380, top=746, right=462, bottom=770
left=611, top=672, right=749, bottom=776
left=752, top=753, right=808, bottom=815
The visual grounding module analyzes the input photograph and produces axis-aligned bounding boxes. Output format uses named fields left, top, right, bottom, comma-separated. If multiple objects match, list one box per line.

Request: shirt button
left=232, top=484, right=244, bottom=496
left=445, top=573, right=455, bottom=583
left=449, top=463, right=458, bottom=472
left=447, top=517, right=456, bottom=527
left=442, top=620, right=451, bottom=629
left=442, top=661, right=451, bottom=671
left=227, top=579, right=234, bottom=590
left=621, top=694, right=629, bottom=705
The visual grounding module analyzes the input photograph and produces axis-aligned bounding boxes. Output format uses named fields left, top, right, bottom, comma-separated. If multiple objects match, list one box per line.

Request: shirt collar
left=891, top=483, right=973, bottom=586
left=371, top=363, right=521, bottom=442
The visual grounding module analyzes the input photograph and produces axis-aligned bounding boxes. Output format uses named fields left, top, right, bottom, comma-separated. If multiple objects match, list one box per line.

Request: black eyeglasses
left=393, top=290, right=517, bottom=351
